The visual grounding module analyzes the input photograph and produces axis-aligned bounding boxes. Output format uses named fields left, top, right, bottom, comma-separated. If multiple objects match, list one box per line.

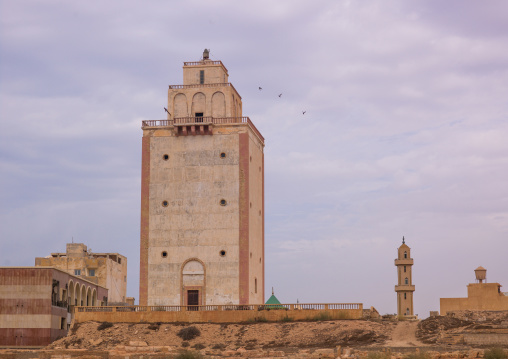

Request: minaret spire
left=402, top=236, right=405, bottom=244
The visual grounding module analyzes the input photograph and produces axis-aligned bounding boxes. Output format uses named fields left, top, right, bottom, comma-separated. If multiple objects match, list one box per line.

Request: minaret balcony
left=394, top=259, right=414, bottom=266
left=142, top=117, right=264, bottom=143
left=395, top=285, right=415, bottom=292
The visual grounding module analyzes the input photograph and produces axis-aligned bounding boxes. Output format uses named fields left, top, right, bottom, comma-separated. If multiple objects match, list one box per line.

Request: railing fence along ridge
left=76, top=303, right=362, bottom=312
left=141, top=117, right=264, bottom=142
left=183, top=60, right=228, bottom=74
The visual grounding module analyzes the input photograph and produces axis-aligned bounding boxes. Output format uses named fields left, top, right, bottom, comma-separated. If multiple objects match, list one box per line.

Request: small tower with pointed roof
left=395, top=237, right=415, bottom=316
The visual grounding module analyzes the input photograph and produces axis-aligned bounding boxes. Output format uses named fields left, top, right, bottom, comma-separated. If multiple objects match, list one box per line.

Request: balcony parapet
left=142, top=117, right=264, bottom=143
left=183, top=60, right=228, bottom=74
left=168, top=82, right=241, bottom=100
left=395, top=259, right=414, bottom=266
left=395, top=285, right=415, bottom=292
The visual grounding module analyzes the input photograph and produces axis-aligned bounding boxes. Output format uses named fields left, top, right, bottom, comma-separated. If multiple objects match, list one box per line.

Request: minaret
left=139, top=50, right=265, bottom=306
left=395, top=237, right=415, bottom=316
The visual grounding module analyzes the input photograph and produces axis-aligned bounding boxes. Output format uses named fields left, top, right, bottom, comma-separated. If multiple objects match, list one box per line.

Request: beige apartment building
left=35, top=243, right=127, bottom=303
left=395, top=237, right=415, bottom=317
left=139, top=50, right=265, bottom=306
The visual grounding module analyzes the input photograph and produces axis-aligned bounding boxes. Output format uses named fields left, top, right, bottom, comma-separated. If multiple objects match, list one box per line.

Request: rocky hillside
left=49, top=320, right=391, bottom=351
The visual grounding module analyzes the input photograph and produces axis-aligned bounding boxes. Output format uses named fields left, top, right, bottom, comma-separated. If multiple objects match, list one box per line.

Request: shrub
left=181, top=341, right=190, bottom=347
left=367, top=352, right=391, bottom=359
left=281, top=316, right=294, bottom=322
left=70, top=322, right=81, bottom=335
left=192, top=343, right=206, bottom=350
left=176, top=350, right=203, bottom=359
left=404, top=353, right=431, bottom=359
left=177, top=326, right=201, bottom=341
left=313, top=312, right=332, bottom=321
left=212, top=343, right=226, bottom=350
left=97, top=322, right=114, bottom=331
left=485, top=348, right=508, bottom=359
left=148, top=322, right=161, bottom=330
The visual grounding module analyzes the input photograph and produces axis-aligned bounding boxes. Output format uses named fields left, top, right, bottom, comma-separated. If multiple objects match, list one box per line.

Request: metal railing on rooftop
left=183, top=60, right=228, bottom=74
left=142, top=117, right=264, bottom=142
left=76, top=303, right=362, bottom=313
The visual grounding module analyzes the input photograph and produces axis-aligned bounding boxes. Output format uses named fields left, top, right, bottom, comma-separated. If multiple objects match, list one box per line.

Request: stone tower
left=395, top=237, right=415, bottom=316
left=139, top=50, right=265, bottom=306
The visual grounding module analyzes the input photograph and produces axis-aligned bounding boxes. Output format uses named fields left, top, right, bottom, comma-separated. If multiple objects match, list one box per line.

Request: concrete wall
left=183, top=62, right=229, bottom=85
left=74, top=305, right=363, bottom=323
left=142, top=124, right=264, bottom=306
left=247, top=130, right=264, bottom=304
left=440, top=283, right=508, bottom=314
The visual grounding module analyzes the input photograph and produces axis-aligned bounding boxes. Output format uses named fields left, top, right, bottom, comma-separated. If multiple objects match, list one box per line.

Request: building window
left=255, top=278, right=257, bottom=294
left=404, top=251, right=407, bottom=259
left=163, top=154, right=169, bottom=160
left=220, top=199, right=227, bottom=206
left=162, top=251, right=168, bottom=258
left=405, top=277, right=408, bottom=285
left=404, top=266, right=406, bottom=273
left=220, top=152, right=226, bottom=158
left=200, top=70, right=204, bottom=84
left=162, top=200, right=169, bottom=207
left=74, top=269, right=81, bottom=275
left=404, top=293, right=407, bottom=300
left=220, top=250, right=226, bottom=257
left=89, top=269, right=95, bottom=276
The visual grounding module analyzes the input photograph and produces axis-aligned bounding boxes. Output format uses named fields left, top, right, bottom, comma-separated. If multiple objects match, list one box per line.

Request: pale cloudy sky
left=1, top=0, right=507, bottom=317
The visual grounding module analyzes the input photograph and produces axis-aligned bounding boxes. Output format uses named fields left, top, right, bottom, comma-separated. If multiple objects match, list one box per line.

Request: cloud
left=1, top=0, right=507, bottom=317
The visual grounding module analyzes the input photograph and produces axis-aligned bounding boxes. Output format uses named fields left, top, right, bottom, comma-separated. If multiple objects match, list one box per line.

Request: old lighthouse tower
left=139, top=50, right=265, bottom=306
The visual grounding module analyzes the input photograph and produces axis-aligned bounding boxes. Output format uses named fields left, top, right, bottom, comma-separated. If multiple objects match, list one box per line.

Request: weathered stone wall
left=74, top=307, right=363, bottom=323
left=463, top=332, right=508, bottom=346
left=146, top=129, right=242, bottom=306
left=247, top=130, right=264, bottom=304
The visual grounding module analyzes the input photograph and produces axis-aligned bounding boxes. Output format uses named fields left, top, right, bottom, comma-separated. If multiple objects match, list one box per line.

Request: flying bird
left=278, top=93, right=282, bottom=98
left=302, top=111, right=306, bottom=115
left=258, top=87, right=262, bottom=91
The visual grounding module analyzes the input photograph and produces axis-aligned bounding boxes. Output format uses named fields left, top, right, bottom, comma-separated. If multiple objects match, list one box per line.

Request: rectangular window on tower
left=200, top=70, right=204, bottom=84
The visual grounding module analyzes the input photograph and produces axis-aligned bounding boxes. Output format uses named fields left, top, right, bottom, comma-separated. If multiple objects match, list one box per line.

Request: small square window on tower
left=199, top=70, right=204, bottom=84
